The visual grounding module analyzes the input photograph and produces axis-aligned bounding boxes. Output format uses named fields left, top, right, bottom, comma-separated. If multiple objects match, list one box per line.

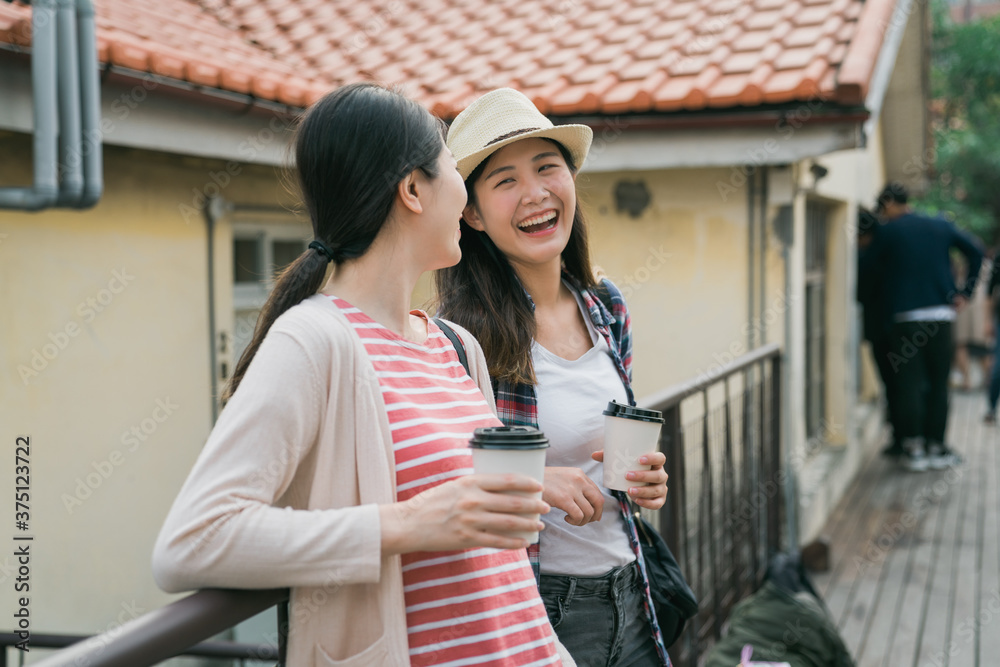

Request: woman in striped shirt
left=436, top=89, right=672, bottom=666
left=154, top=83, right=572, bottom=666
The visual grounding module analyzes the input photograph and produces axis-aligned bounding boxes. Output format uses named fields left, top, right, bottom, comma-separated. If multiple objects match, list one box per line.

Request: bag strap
left=433, top=318, right=471, bottom=376
left=277, top=593, right=289, bottom=666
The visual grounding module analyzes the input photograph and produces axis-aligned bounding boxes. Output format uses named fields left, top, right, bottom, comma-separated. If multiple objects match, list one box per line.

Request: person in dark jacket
left=861, top=183, right=984, bottom=471
left=857, top=207, right=904, bottom=457
left=986, top=253, right=1000, bottom=424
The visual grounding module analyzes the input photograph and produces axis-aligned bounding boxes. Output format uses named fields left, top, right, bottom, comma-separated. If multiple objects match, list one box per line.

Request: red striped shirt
left=331, top=297, right=560, bottom=667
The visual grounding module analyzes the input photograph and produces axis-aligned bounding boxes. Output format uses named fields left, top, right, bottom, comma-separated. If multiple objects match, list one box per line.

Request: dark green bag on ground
left=704, top=553, right=854, bottom=667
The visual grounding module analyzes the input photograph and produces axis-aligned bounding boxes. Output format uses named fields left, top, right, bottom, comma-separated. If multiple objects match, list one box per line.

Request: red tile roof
left=0, top=0, right=897, bottom=117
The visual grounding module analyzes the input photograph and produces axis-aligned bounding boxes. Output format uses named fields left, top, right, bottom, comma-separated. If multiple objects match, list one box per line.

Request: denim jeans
left=539, top=562, right=661, bottom=667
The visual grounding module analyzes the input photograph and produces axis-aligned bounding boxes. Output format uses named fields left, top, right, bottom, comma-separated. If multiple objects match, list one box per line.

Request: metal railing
left=13, top=345, right=783, bottom=667
left=641, top=343, right=783, bottom=667
left=2, top=588, right=287, bottom=667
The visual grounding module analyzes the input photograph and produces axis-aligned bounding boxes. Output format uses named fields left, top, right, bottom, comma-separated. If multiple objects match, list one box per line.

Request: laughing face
left=463, top=137, right=577, bottom=273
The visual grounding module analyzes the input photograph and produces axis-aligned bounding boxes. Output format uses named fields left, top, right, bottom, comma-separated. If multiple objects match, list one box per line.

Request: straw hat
left=447, top=88, right=593, bottom=180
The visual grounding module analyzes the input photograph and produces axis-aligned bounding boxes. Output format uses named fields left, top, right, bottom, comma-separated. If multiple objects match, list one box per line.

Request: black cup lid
left=602, top=400, right=664, bottom=423
left=469, top=426, right=550, bottom=449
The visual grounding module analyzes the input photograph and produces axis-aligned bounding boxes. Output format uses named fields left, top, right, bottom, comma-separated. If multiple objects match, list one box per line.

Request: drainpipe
left=75, top=0, right=102, bottom=208
left=204, top=196, right=226, bottom=424
left=55, top=0, right=83, bottom=206
left=0, top=0, right=59, bottom=211
left=747, top=169, right=756, bottom=352
left=759, top=166, right=768, bottom=345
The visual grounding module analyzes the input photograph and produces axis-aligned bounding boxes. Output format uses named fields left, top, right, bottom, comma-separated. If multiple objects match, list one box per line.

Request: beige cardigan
left=152, top=295, right=572, bottom=666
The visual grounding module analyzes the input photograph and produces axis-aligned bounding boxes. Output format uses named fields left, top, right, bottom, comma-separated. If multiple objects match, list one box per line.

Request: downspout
left=0, top=0, right=58, bottom=211
left=204, top=196, right=223, bottom=425
left=773, top=192, right=798, bottom=551
left=780, top=218, right=795, bottom=550
left=747, top=170, right=756, bottom=352
left=759, top=166, right=768, bottom=345
left=55, top=0, right=83, bottom=206
left=75, top=0, right=102, bottom=207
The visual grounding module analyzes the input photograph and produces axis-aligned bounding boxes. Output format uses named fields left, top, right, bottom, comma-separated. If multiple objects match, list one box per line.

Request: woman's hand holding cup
left=380, top=474, right=550, bottom=555
left=592, top=450, right=669, bottom=509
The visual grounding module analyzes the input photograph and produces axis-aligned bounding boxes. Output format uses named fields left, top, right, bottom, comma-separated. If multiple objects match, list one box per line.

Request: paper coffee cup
left=469, top=426, right=549, bottom=543
left=602, top=401, right=664, bottom=492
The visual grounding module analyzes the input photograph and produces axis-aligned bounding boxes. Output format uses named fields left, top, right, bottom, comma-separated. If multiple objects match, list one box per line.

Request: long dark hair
left=435, top=139, right=595, bottom=385
left=225, top=83, right=444, bottom=401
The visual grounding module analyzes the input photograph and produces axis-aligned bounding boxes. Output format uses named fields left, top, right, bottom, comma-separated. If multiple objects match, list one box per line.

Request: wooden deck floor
left=812, top=392, right=1000, bottom=667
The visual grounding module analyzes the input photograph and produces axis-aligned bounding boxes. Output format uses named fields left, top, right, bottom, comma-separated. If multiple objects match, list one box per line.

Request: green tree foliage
left=915, top=1, right=1000, bottom=244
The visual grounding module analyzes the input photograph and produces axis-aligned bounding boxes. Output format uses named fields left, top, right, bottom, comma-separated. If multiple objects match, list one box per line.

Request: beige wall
left=577, top=167, right=787, bottom=399
left=0, top=132, right=299, bottom=641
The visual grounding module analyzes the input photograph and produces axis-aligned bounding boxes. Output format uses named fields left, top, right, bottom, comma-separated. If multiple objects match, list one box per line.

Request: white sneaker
left=904, top=449, right=929, bottom=472
left=927, top=446, right=964, bottom=470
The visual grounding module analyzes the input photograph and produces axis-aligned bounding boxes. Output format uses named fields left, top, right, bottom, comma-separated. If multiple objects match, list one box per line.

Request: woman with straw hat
left=437, top=88, right=671, bottom=666
left=154, top=83, right=575, bottom=667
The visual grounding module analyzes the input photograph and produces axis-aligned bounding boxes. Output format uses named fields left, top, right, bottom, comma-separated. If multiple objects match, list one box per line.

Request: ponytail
left=223, top=248, right=329, bottom=402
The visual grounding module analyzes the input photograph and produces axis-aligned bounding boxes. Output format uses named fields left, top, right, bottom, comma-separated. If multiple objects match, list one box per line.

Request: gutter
left=558, top=108, right=871, bottom=133
left=54, top=0, right=83, bottom=205
left=76, top=0, right=102, bottom=206
left=0, top=0, right=102, bottom=212
left=0, top=0, right=58, bottom=211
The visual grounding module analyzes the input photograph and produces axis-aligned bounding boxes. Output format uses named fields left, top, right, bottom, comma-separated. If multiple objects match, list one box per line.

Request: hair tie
left=309, top=240, right=336, bottom=263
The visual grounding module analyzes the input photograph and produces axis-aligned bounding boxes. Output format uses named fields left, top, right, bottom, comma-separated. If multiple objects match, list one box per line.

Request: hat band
left=486, top=127, right=542, bottom=146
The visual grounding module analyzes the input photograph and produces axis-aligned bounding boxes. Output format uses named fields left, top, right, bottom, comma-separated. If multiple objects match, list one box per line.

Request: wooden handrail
left=30, top=588, right=287, bottom=667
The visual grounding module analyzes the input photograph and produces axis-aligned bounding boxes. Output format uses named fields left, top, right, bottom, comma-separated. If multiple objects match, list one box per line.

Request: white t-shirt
left=533, top=290, right=636, bottom=576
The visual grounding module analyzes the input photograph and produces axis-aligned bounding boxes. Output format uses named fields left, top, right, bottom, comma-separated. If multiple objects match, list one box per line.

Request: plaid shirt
left=493, top=274, right=671, bottom=666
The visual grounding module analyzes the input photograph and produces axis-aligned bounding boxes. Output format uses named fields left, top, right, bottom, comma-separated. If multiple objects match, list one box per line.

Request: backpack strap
left=433, top=318, right=470, bottom=376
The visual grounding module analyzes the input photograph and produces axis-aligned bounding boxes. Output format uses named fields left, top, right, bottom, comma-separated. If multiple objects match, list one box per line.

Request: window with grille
left=232, top=225, right=310, bottom=365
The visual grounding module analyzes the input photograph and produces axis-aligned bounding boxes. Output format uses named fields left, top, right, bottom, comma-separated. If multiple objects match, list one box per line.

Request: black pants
left=889, top=321, right=953, bottom=446
left=871, top=337, right=901, bottom=445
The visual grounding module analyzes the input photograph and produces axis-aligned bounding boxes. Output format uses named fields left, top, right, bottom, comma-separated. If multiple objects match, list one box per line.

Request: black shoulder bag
left=632, top=508, right=699, bottom=646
